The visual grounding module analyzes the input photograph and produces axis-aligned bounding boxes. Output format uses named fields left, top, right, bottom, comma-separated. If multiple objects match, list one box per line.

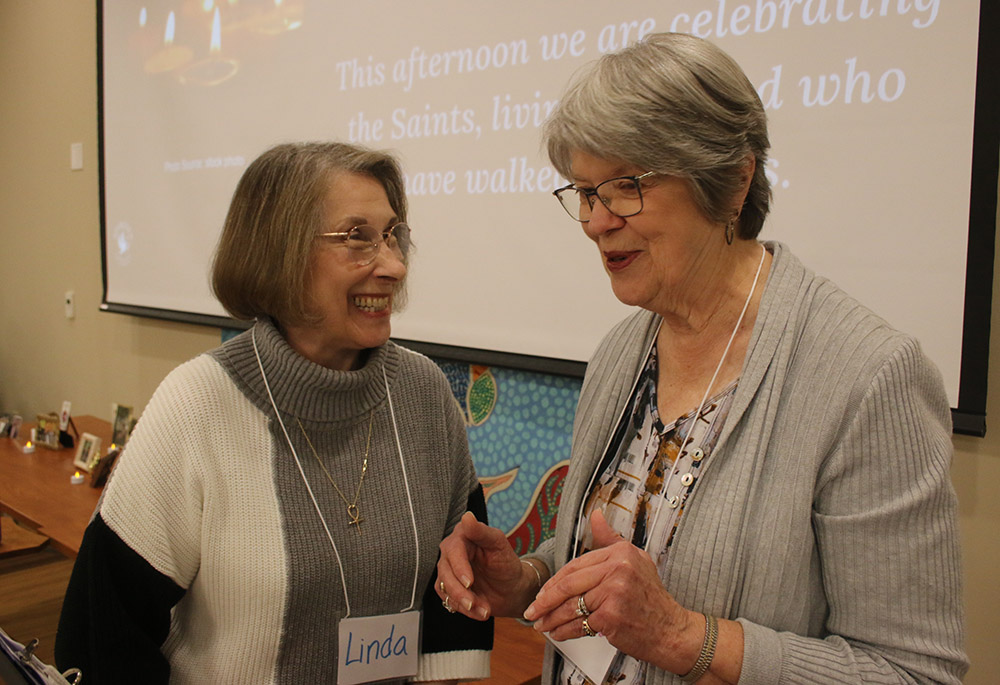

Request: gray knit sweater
left=56, top=319, right=491, bottom=683
left=529, top=242, right=967, bottom=684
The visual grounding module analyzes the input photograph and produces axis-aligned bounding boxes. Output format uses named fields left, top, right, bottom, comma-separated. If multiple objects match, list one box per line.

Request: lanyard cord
left=252, top=327, right=419, bottom=616
left=644, top=244, right=766, bottom=548
left=575, top=245, right=767, bottom=552
left=252, top=326, right=351, bottom=615
left=383, top=364, right=421, bottom=611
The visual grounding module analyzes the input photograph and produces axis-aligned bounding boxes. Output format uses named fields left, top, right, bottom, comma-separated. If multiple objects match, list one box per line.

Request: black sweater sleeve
left=55, top=513, right=186, bottom=683
left=420, top=484, right=494, bottom=656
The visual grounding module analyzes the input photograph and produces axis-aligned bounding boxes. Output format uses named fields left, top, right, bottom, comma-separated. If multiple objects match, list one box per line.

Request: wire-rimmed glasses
left=553, top=171, right=656, bottom=222
left=317, top=223, right=411, bottom=266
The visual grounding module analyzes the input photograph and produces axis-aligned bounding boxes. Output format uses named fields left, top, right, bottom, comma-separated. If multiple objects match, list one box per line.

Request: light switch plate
left=70, top=143, right=83, bottom=170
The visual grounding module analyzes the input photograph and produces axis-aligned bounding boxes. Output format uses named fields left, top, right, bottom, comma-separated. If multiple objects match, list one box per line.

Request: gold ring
left=439, top=581, right=446, bottom=593
left=442, top=596, right=455, bottom=613
left=576, top=595, right=590, bottom=617
left=582, top=617, right=597, bottom=637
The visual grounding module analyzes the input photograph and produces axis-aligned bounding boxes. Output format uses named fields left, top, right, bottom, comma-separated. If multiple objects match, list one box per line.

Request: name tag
left=338, top=611, right=421, bottom=685
left=548, top=633, right=618, bottom=684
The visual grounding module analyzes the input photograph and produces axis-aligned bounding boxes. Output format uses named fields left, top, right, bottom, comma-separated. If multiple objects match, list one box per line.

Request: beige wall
left=2, top=3, right=997, bottom=681
left=0, top=3, right=220, bottom=423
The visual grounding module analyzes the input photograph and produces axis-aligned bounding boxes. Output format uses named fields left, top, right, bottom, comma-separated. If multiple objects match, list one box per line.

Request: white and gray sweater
left=56, top=319, right=491, bottom=683
left=530, top=242, right=967, bottom=684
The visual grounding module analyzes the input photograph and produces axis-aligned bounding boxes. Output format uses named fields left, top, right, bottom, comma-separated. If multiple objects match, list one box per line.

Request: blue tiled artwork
left=432, top=359, right=581, bottom=553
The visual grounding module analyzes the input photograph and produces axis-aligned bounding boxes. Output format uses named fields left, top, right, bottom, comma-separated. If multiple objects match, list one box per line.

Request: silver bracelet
left=680, top=614, right=718, bottom=682
left=520, top=559, right=543, bottom=589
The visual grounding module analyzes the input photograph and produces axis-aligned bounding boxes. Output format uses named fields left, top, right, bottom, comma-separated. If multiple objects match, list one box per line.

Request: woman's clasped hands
left=524, top=510, right=700, bottom=671
left=436, top=508, right=707, bottom=675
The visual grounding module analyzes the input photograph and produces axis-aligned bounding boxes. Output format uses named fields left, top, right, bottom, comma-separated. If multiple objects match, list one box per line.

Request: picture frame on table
left=35, top=413, right=61, bottom=450
left=9, top=415, right=22, bottom=440
left=73, top=433, right=102, bottom=472
left=89, top=447, right=121, bottom=488
left=110, top=403, right=133, bottom=448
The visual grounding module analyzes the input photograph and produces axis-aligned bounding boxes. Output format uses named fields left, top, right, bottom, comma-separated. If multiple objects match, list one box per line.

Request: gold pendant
left=347, top=503, right=363, bottom=534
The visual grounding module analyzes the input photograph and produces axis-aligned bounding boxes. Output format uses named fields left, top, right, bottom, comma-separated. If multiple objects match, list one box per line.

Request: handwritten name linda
left=343, top=623, right=409, bottom=666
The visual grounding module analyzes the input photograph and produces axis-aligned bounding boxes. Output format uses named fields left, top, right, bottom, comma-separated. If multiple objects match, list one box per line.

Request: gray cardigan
left=530, top=242, right=967, bottom=684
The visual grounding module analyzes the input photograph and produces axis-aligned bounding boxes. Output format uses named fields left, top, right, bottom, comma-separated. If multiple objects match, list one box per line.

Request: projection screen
left=99, top=1, right=999, bottom=433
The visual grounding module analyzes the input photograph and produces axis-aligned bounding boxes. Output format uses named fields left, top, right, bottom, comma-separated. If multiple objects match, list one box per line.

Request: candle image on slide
left=178, top=6, right=238, bottom=86
left=144, top=10, right=193, bottom=74
left=245, top=0, right=304, bottom=35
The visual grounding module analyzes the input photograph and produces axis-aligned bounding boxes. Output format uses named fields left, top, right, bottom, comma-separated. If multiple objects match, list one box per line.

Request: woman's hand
left=435, top=512, right=542, bottom=620
left=522, top=509, right=702, bottom=672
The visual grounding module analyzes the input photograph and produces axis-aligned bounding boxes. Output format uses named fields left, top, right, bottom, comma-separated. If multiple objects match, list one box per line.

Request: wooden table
left=1, top=416, right=549, bottom=682
left=0, top=415, right=110, bottom=557
left=479, top=617, right=546, bottom=684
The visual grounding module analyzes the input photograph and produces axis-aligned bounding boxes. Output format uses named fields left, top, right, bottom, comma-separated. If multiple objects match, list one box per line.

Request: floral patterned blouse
left=560, top=344, right=737, bottom=685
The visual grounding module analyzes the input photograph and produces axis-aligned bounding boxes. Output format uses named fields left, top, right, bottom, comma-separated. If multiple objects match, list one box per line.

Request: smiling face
left=569, top=150, right=725, bottom=314
left=284, top=172, right=407, bottom=371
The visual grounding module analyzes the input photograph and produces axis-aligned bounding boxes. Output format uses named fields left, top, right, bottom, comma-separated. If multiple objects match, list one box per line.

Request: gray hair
left=212, top=141, right=408, bottom=326
left=544, top=33, right=771, bottom=239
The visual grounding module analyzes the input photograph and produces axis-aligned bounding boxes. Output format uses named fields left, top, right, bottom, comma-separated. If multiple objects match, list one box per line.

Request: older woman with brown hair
left=56, top=142, right=492, bottom=683
left=435, top=34, right=967, bottom=684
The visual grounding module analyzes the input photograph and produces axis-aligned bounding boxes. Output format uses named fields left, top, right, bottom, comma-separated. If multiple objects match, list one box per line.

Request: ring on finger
left=439, top=581, right=446, bottom=594
left=442, top=595, right=455, bottom=613
left=582, top=617, right=597, bottom=637
left=575, top=595, right=590, bottom=617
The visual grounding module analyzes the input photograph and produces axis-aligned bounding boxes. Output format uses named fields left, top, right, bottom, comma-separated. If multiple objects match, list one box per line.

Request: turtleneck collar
left=212, top=318, right=401, bottom=424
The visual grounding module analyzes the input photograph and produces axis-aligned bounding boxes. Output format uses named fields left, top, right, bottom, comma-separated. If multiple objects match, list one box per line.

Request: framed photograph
left=35, top=413, right=61, bottom=450
left=73, top=433, right=102, bottom=472
left=89, top=447, right=121, bottom=488
left=110, top=403, right=133, bottom=448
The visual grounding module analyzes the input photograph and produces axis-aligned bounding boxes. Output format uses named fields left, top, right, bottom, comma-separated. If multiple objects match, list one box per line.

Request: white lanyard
left=576, top=244, right=767, bottom=554
left=252, top=328, right=420, bottom=616
left=643, top=243, right=765, bottom=545
left=560, top=245, right=767, bottom=685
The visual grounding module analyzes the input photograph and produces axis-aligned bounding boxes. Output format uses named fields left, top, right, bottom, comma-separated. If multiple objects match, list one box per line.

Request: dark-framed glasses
left=317, top=222, right=411, bottom=266
left=553, top=171, right=656, bottom=222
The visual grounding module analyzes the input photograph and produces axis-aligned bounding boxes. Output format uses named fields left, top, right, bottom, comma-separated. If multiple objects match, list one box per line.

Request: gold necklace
left=296, top=410, right=373, bottom=535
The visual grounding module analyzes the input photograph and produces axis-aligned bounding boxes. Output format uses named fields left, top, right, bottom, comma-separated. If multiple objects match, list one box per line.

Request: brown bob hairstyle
left=211, top=141, right=408, bottom=326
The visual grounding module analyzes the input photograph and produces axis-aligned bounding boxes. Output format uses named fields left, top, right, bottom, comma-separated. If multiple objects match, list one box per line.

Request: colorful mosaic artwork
left=433, top=359, right=582, bottom=554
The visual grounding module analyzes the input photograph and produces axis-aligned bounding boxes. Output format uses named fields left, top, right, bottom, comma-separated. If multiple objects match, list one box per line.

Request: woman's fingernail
left=463, top=598, right=473, bottom=611
left=461, top=575, right=472, bottom=589
left=523, top=605, right=536, bottom=621
left=479, top=607, right=490, bottom=620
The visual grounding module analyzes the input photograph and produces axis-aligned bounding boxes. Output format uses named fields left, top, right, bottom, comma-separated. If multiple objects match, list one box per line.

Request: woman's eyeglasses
left=317, top=223, right=412, bottom=266
left=553, top=171, right=656, bottom=222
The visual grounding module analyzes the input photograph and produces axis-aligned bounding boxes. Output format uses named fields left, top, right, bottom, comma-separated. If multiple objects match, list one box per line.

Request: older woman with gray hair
left=435, top=33, right=967, bottom=684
